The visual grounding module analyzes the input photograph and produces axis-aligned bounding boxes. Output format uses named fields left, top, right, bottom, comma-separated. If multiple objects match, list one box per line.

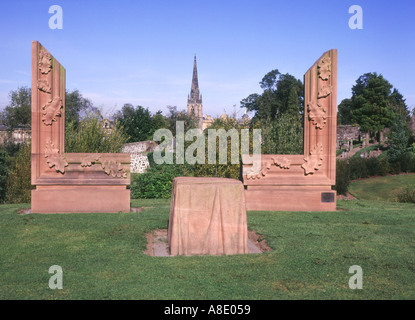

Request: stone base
left=168, top=177, right=248, bottom=256
left=245, top=186, right=336, bottom=212
left=31, top=186, right=130, bottom=213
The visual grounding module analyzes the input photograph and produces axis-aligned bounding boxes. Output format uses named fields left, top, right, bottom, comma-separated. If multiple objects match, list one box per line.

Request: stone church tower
left=187, top=55, right=203, bottom=129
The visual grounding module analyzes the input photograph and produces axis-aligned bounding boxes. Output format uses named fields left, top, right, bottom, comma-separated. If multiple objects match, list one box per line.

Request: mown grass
left=349, top=174, right=415, bottom=202
left=0, top=196, right=414, bottom=300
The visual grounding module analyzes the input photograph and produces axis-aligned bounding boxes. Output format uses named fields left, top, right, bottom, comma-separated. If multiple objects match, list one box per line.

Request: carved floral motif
left=80, top=155, right=100, bottom=167
left=38, top=79, right=51, bottom=93
left=245, top=156, right=291, bottom=180
left=101, top=159, right=127, bottom=179
left=80, top=155, right=128, bottom=179
left=318, top=56, right=331, bottom=81
left=317, top=84, right=332, bottom=99
left=45, top=141, right=68, bottom=174
left=42, top=97, right=63, bottom=125
left=308, top=101, right=327, bottom=129
left=271, top=156, right=291, bottom=169
left=38, top=48, right=52, bottom=74
left=302, top=143, right=323, bottom=175
left=245, top=161, right=271, bottom=180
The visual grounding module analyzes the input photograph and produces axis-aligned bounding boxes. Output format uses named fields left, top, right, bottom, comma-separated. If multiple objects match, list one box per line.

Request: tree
left=275, top=87, right=303, bottom=154
left=0, top=87, right=97, bottom=130
left=114, top=104, right=157, bottom=142
left=5, top=142, right=31, bottom=204
left=165, top=105, right=198, bottom=136
left=0, top=87, right=31, bottom=129
left=337, top=98, right=353, bottom=125
left=349, top=73, right=406, bottom=137
left=65, top=113, right=128, bottom=153
left=0, top=149, right=9, bottom=203
left=241, top=70, right=303, bottom=122
left=65, top=90, right=94, bottom=127
left=241, top=69, right=304, bottom=154
left=389, top=88, right=410, bottom=119
left=387, top=115, right=412, bottom=163
left=152, top=110, right=168, bottom=133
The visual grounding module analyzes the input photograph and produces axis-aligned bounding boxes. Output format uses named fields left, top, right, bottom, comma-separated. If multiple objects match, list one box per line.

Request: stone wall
left=122, top=141, right=158, bottom=174
left=336, top=125, right=361, bottom=142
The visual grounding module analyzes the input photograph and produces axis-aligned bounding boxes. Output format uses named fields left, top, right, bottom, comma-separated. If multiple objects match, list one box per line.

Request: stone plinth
left=168, top=177, right=248, bottom=256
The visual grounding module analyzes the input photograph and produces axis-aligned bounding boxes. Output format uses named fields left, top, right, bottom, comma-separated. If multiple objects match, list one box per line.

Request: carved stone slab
left=31, top=41, right=130, bottom=213
left=242, top=49, right=337, bottom=211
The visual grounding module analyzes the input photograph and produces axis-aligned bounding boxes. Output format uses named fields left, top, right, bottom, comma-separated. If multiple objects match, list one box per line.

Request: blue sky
left=0, top=0, right=414, bottom=118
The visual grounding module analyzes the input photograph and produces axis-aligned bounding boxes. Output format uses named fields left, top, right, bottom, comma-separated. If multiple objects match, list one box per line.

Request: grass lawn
left=0, top=193, right=414, bottom=300
left=349, top=174, right=415, bottom=202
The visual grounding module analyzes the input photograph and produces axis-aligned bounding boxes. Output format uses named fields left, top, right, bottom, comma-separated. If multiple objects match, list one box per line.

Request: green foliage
left=396, top=186, right=415, bottom=204
left=65, top=114, right=128, bottom=153
left=114, top=104, right=166, bottom=143
left=193, top=116, right=246, bottom=180
left=241, top=70, right=303, bottom=121
left=0, top=149, right=9, bottom=203
left=0, top=87, right=31, bottom=129
left=131, top=152, right=194, bottom=199
left=65, top=90, right=95, bottom=128
left=274, top=112, right=303, bottom=154
left=387, top=116, right=412, bottom=163
left=335, top=152, right=415, bottom=195
left=241, top=69, right=304, bottom=155
left=334, top=160, right=350, bottom=195
left=165, top=105, right=198, bottom=136
left=253, top=113, right=303, bottom=155
left=5, top=142, right=31, bottom=204
left=337, top=98, right=353, bottom=125
left=349, top=73, right=408, bottom=135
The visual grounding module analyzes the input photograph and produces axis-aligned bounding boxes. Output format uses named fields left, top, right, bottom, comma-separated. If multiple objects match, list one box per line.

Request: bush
left=378, top=156, right=391, bottom=176
left=0, top=149, right=9, bottom=203
left=65, top=115, right=128, bottom=153
left=5, top=142, right=31, bottom=204
left=348, top=157, right=369, bottom=180
left=397, top=152, right=415, bottom=173
left=396, top=186, right=415, bottom=204
left=335, top=159, right=350, bottom=195
left=130, top=152, right=194, bottom=199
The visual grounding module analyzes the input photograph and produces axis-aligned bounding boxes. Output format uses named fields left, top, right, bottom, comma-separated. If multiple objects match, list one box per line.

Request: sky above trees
left=0, top=0, right=414, bottom=117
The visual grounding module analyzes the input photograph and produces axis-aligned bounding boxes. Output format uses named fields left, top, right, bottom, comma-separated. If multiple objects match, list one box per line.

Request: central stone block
left=168, top=177, right=248, bottom=256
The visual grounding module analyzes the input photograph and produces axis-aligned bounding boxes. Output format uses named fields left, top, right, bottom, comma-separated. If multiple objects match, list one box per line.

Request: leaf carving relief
left=271, top=156, right=291, bottom=169
left=245, top=156, right=291, bottom=180
left=38, top=48, right=52, bottom=74
left=80, top=155, right=100, bottom=167
left=317, top=84, right=332, bottom=99
left=38, top=79, right=52, bottom=93
left=307, top=101, right=327, bottom=129
left=42, top=97, right=63, bottom=126
left=45, top=141, right=68, bottom=174
left=245, top=161, right=271, bottom=180
left=302, top=143, right=323, bottom=175
left=101, top=158, right=128, bottom=179
left=317, top=56, right=331, bottom=81
left=80, top=155, right=128, bottom=179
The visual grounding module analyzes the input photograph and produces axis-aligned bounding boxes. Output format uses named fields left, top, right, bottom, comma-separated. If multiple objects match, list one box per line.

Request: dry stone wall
left=122, top=141, right=157, bottom=174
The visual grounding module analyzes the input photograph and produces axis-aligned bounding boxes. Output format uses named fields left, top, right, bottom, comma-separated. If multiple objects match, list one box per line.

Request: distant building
left=0, top=125, right=31, bottom=144
left=202, top=115, right=213, bottom=130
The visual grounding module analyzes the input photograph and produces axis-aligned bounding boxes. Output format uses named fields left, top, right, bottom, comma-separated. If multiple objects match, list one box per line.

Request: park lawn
left=348, top=174, right=415, bottom=202
left=0, top=198, right=414, bottom=300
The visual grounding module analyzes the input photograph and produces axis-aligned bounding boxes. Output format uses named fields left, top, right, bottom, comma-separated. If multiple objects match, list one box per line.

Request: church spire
left=189, top=54, right=201, bottom=104
left=187, top=54, right=203, bottom=129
